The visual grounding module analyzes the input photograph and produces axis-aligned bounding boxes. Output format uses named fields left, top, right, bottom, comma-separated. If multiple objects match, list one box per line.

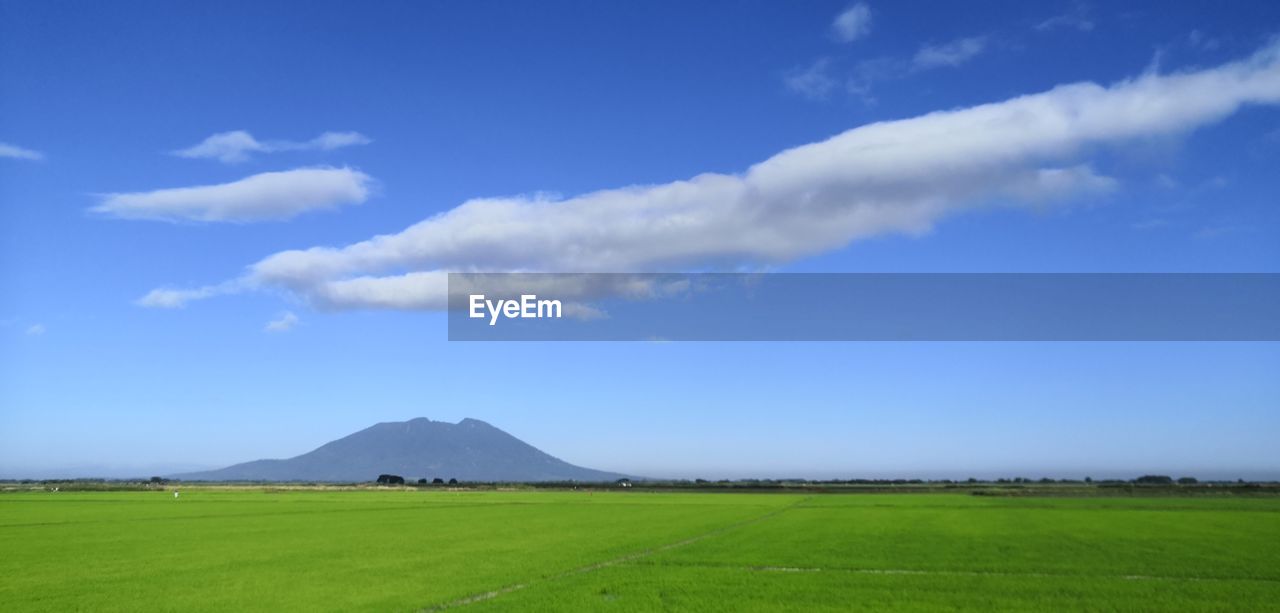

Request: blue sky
left=1, top=1, right=1278, bottom=479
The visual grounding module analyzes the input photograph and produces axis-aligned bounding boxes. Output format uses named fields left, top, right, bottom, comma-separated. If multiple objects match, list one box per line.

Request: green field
left=3, top=489, right=1279, bottom=611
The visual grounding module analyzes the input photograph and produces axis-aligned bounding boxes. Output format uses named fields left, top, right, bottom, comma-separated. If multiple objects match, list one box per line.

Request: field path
left=419, top=496, right=810, bottom=611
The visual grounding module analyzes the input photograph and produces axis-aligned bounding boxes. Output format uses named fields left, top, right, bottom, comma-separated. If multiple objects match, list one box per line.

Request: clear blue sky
left=2, top=1, right=1278, bottom=479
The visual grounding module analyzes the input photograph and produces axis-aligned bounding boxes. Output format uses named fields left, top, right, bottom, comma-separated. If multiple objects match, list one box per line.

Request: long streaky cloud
left=173, top=130, right=371, bottom=163
left=136, top=279, right=248, bottom=308
left=93, top=167, right=372, bottom=223
left=0, top=141, right=44, bottom=160
left=142, top=42, right=1280, bottom=310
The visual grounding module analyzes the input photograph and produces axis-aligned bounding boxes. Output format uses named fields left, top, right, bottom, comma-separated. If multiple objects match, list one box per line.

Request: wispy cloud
left=1036, top=4, right=1094, bottom=33
left=264, top=311, right=300, bottom=332
left=136, top=280, right=246, bottom=308
left=831, top=3, right=872, bottom=43
left=1131, top=218, right=1171, bottom=231
left=784, top=58, right=838, bottom=100
left=92, top=167, right=372, bottom=223
left=562, top=303, right=608, bottom=321
left=1194, top=224, right=1250, bottom=240
left=145, top=42, right=1280, bottom=311
left=913, top=37, right=988, bottom=70
left=842, top=56, right=903, bottom=105
left=25, top=323, right=45, bottom=336
left=0, top=142, right=44, bottom=161
left=173, top=130, right=372, bottom=163
left=1188, top=30, right=1220, bottom=52
left=802, top=37, right=987, bottom=104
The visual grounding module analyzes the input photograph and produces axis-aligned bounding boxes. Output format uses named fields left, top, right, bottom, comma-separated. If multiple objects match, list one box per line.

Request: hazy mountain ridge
left=173, top=418, right=629, bottom=482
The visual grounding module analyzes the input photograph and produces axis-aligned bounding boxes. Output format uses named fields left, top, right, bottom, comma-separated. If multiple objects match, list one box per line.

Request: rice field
left=2, top=489, right=1277, bottom=611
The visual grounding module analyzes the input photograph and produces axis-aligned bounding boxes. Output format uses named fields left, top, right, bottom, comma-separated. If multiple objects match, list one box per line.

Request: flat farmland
left=2, top=489, right=1277, bottom=611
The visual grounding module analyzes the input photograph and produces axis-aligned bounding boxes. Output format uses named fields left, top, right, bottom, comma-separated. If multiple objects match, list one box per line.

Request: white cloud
left=913, top=37, right=988, bottom=70
left=307, top=132, right=371, bottom=151
left=784, top=58, right=838, bottom=100
left=0, top=142, right=44, bottom=160
left=308, top=272, right=448, bottom=310
left=832, top=3, right=872, bottom=43
left=174, top=131, right=261, bottom=164
left=144, top=42, right=1280, bottom=311
left=92, top=167, right=372, bottom=223
left=173, top=130, right=372, bottom=163
left=26, top=324, right=45, bottom=336
left=264, top=311, right=300, bottom=332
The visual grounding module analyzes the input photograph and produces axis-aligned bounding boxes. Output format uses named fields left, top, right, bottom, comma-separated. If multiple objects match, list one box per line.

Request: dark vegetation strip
left=0, top=497, right=791, bottom=530
left=640, top=560, right=1280, bottom=584
left=0, top=501, right=549, bottom=529
left=790, top=501, right=1280, bottom=513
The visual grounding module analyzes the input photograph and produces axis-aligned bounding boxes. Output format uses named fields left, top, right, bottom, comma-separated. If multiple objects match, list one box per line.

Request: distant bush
left=1135, top=475, right=1174, bottom=485
left=1177, top=477, right=1198, bottom=485
left=448, top=478, right=458, bottom=485
left=376, top=474, right=405, bottom=485
left=432, top=478, right=444, bottom=485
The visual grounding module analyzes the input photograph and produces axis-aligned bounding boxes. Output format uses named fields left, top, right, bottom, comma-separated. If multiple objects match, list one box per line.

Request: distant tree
left=432, top=478, right=444, bottom=485
left=1135, top=475, right=1174, bottom=485
left=1084, top=476, right=1093, bottom=483
left=447, top=478, right=458, bottom=485
left=1177, top=477, right=1198, bottom=485
left=417, top=478, right=428, bottom=485
left=694, top=479, right=708, bottom=484
left=376, top=474, right=405, bottom=485
left=966, top=477, right=978, bottom=484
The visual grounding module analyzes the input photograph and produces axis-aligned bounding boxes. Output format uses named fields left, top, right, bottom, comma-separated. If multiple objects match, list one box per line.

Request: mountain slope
left=173, top=418, right=628, bottom=483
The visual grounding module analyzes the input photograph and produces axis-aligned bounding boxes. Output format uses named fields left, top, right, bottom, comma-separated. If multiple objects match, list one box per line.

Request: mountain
left=173, top=418, right=630, bottom=483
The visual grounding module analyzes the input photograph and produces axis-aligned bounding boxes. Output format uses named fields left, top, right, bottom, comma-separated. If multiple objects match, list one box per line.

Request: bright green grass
left=2, top=490, right=1278, bottom=611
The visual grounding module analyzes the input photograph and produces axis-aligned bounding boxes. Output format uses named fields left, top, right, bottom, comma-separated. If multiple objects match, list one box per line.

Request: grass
left=2, top=488, right=1278, bottom=611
